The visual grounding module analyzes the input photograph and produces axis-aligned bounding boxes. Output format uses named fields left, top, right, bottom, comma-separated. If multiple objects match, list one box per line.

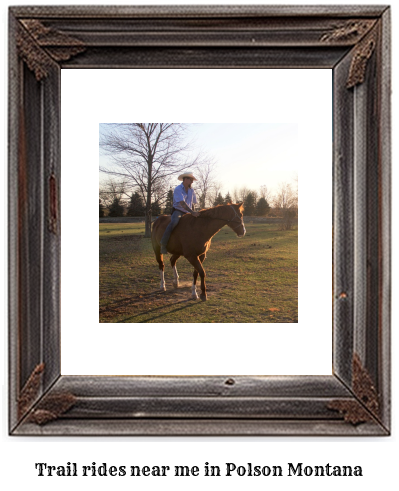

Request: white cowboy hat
left=178, top=172, right=197, bottom=181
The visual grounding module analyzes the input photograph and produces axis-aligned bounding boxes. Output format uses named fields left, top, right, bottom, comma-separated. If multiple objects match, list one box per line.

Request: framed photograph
left=9, top=5, right=391, bottom=435
left=97, top=120, right=301, bottom=325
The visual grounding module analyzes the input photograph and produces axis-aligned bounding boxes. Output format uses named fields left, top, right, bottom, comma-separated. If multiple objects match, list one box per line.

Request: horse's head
left=228, top=203, right=246, bottom=237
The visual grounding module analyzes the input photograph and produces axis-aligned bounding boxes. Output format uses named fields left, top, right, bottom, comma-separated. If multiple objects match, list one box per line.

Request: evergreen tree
left=164, top=188, right=174, bottom=214
left=213, top=192, right=224, bottom=206
left=151, top=200, right=161, bottom=216
left=224, top=191, right=232, bottom=205
left=127, top=191, right=145, bottom=216
left=108, top=197, right=125, bottom=217
left=244, top=191, right=257, bottom=216
left=256, top=197, right=270, bottom=216
left=99, top=199, right=105, bottom=218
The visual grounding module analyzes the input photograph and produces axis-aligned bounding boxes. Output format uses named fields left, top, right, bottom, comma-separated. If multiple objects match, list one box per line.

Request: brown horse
left=151, top=203, right=246, bottom=301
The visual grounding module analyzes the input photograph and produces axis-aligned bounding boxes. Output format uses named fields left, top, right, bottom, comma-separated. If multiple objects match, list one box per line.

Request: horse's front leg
left=188, top=255, right=206, bottom=301
left=170, top=254, right=180, bottom=288
left=156, top=251, right=166, bottom=291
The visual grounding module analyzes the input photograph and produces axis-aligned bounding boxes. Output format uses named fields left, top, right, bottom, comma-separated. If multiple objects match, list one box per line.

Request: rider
left=160, top=171, right=200, bottom=254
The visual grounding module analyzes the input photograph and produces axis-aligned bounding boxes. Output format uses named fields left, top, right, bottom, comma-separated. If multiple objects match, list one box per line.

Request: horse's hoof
left=173, top=281, right=179, bottom=289
left=200, top=294, right=207, bottom=302
left=192, top=293, right=199, bottom=300
left=160, top=286, right=166, bottom=291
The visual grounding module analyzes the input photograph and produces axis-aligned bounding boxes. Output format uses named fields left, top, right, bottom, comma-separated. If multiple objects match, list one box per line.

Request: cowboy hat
left=178, top=172, right=197, bottom=181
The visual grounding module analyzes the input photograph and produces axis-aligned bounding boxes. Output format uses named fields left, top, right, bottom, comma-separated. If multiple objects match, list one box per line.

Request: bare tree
left=272, top=181, right=298, bottom=230
left=232, top=187, right=258, bottom=207
left=100, top=123, right=200, bottom=237
left=151, top=175, right=171, bottom=211
left=273, top=182, right=298, bottom=210
left=292, top=173, right=299, bottom=207
left=99, top=178, right=129, bottom=211
left=208, top=181, right=225, bottom=208
left=232, top=186, right=248, bottom=204
left=194, top=159, right=218, bottom=208
left=259, top=184, right=272, bottom=203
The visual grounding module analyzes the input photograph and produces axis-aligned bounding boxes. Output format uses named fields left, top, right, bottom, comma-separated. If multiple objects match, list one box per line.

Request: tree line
left=100, top=181, right=298, bottom=226
left=99, top=123, right=298, bottom=235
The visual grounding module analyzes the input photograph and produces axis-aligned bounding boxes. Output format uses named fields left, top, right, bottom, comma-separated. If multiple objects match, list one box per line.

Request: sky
left=99, top=123, right=298, bottom=198
left=186, top=123, right=298, bottom=195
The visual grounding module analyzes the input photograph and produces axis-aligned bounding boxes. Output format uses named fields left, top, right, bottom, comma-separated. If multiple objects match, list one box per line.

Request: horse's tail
left=151, top=217, right=159, bottom=242
left=151, top=215, right=171, bottom=246
left=151, top=218, right=159, bottom=255
left=152, top=215, right=165, bottom=239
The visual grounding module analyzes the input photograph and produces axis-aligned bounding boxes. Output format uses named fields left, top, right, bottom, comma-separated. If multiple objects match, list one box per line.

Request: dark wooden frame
left=9, top=5, right=391, bottom=436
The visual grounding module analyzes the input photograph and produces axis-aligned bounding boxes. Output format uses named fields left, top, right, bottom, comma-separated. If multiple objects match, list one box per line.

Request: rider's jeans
left=160, top=210, right=185, bottom=247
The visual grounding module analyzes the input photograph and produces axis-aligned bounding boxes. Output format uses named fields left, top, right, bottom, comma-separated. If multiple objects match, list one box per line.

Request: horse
left=151, top=203, right=246, bottom=301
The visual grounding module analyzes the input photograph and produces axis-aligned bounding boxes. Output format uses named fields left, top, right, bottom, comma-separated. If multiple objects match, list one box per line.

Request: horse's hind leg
left=170, top=254, right=180, bottom=288
left=189, top=254, right=206, bottom=301
left=192, top=268, right=199, bottom=300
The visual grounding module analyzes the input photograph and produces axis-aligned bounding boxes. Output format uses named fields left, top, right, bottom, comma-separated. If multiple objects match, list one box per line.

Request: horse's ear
left=237, top=201, right=244, bottom=209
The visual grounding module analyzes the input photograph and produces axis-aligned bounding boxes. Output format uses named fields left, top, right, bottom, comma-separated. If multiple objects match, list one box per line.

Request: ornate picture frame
left=9, top=5, right=391, bottom=435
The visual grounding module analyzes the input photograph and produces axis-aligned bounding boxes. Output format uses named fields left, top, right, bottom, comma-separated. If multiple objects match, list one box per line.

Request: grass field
left=99, top=221, right=298, bottom=323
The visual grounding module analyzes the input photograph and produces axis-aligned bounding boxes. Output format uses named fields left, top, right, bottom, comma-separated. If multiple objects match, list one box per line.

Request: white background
left=61, top=69, right=332, bottom=376
left=1, top=1, right=397, bottom=491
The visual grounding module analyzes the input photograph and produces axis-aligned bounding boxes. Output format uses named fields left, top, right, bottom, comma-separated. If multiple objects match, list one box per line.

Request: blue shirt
left=173, top=183, right=197, bottom=213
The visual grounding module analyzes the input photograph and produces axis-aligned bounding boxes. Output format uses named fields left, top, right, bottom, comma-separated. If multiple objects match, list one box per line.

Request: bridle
left=198, top=207, right=244, bottom=231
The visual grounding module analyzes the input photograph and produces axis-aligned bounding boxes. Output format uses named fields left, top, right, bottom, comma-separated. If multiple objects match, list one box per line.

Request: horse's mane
left=199, top=203, right=243, bottom=218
